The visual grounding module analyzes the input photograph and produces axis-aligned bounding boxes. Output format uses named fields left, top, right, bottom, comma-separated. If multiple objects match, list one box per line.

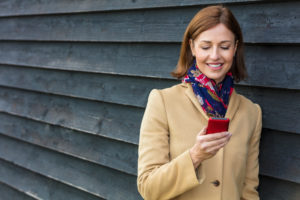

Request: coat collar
left=181, top=82, right=240, bottom=121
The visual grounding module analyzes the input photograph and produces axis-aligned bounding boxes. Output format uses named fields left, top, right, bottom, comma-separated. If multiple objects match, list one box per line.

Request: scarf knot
left=182, top=63, right=234, bottom=118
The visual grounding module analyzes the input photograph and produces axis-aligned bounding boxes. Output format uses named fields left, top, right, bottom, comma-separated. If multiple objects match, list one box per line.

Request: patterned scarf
left=182, top=62, right=234, bottom=118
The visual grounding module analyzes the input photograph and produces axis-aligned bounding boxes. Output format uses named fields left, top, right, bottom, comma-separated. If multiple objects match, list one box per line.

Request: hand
left=189, top=127, right=232, bottom=169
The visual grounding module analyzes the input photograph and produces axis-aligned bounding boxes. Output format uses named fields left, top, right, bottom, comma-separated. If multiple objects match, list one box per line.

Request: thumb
left=198, top=127, right=207, bottom=136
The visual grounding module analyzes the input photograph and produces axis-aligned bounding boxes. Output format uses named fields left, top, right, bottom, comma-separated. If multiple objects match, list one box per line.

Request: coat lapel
left=182, top=82, right=240, bottom=121
left=225, top=89, right=240, bottom=121
left=183, top=82, right=209, bottom=120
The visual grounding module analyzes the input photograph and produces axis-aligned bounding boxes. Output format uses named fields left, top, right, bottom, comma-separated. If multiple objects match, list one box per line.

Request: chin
left=206, top=69, right=230, bottom=80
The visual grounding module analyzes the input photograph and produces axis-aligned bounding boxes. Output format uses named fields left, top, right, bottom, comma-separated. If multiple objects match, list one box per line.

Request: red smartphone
left=206, top=117, right=230, bottom=134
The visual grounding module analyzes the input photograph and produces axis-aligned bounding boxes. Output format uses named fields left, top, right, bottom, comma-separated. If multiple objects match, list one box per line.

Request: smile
left=207, top=63, right=224, bottom=70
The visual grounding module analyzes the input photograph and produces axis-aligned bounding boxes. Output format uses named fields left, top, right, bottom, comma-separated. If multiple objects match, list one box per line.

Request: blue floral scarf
left=182, top=63, right=234, bottom=118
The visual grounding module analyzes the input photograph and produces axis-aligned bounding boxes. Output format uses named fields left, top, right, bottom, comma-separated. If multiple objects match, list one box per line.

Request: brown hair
left=172, top=5, right=247, bottom=82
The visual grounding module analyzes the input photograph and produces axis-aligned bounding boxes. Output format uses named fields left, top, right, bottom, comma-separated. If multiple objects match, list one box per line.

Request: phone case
left=206, top=117, right=230, bottom=134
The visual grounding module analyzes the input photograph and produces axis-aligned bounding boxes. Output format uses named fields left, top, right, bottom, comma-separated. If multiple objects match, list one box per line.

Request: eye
left=221, top=46, right=230, bottom=50
left=201, top=46, right=210, bottom=50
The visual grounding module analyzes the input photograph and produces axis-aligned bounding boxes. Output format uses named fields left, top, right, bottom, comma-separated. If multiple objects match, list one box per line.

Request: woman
left=137, top=5, right=262, bottom=200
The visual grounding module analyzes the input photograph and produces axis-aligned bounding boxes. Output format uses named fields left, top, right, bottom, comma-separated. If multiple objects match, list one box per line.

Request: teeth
left=208, top=64, right=222, bottom=68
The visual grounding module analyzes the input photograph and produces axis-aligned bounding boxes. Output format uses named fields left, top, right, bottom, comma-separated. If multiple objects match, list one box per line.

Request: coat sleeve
left=137, top=89, right=205, bottom=200
left=241, top=104, right=262, bottom=200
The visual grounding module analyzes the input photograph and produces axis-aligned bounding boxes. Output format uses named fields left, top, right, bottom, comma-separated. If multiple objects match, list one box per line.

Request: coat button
left=212, top=180, right=220, bottom=187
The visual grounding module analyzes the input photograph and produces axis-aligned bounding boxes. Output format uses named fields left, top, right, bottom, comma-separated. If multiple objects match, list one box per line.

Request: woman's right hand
left=189, top=127, right=232, bottom=169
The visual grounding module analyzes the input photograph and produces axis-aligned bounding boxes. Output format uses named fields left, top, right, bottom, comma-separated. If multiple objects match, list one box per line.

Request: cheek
left=223, top=51, right=235, bottom=62
left=195, top=51, right=209, bottom=61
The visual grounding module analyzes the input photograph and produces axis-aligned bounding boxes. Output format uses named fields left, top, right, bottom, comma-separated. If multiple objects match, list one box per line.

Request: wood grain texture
left=0, top=64, right=174, bottom=107
left=259, top=175, right=300, bottom=200
left=235, top=86, right=300, bottom=134
left=259, top=129, right=300, bottom=183
left=0, top=111, right=299, bottom=183
left=0, top=42, right=299, bottom=89
left=0, top=2, right=299, bottom=43
left=0, top=159, right=103, bottom=200
left=0, top=79, right=299, bottom=134
left=0, top=0, right=299, bottom=198
left=0, top=86, right=143, bottom=144
left=0, top=134, right=143, bottom=200
left=0, top=0, right=265, bottom=17
left=0, top=181, right=37, bottom=200
left=0, top=112, right=138, bottom=175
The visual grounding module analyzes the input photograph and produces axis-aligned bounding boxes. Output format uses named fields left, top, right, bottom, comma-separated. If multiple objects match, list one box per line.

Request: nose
left=210, top=47, right=220, bottom=60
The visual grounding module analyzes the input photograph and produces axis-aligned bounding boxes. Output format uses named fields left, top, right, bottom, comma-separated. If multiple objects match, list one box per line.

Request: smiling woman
left=137, top=5, right=262, bottom=200
left=189, top=23, right=237, bottom=84
left=173, top=5, right=247, bottom=83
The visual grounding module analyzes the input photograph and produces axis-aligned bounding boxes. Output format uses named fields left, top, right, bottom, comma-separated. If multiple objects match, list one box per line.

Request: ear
left=189, top=39, right=195, bottom=56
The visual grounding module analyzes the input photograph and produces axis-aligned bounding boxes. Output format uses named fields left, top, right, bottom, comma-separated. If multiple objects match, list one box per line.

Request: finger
left=207, top=140, right=229, bottom=153
left=196, top=132, right=231, bottom=145
left=198, top=127, right=207, bottom=136
left=200, top=135, right=230, bottom=151
left=204, top=131, right=231, bottom=142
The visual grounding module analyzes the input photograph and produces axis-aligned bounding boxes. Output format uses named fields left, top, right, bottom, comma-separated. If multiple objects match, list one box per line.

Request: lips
left=207, top=63, right=224, bottom=70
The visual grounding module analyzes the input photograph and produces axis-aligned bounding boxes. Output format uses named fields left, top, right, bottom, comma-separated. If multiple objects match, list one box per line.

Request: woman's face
left=190, top=23, right=237, bottom=84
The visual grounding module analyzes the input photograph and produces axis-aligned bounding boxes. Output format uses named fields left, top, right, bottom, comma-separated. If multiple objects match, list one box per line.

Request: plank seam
left=0, top=38, right=298, bottom=45
left=1, top=63, right=299, bottom=91
left=0, top=180, right=39, bottom=200
left=0, top=0, right=265, bottom=18
left=0, top=131, right=137, bottom=176
left=0, top=83, right=144, bottom=108
left=0, top=110, right=138, bottom=145
left=259, top=174, right=300, bottom=185
left=0, top=157, right=108, bottom=199
left=0, top=134, right=298, bottom=187
left=1, top=39, right=300, bottom=46
left=0, top=61, right=176, bottom=80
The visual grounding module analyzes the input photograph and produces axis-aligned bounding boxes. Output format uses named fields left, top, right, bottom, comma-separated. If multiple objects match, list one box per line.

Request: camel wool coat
left=137, top=82, right=262, bottom=200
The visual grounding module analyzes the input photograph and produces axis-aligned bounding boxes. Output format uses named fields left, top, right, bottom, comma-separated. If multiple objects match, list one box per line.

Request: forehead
left=195, top=23, right=235, bottom=43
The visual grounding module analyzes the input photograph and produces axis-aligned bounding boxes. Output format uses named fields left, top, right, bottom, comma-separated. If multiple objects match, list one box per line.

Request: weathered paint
left=0, top=113, right=138, bottom=175
left=0, top=2, right=299, bottom=43
left=0, top=135, right=142, bottom=200
left=0, top=42, right=299, bottom=89
left=0, top=0, right=264, bottom=17
left=0, top=159, right=104, bottom=200
left=0, top=0, right=299, bottom=199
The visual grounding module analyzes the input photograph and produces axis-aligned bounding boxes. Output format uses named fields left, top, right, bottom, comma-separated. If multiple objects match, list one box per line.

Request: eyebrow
left=199, top=40, right=232, bottom=44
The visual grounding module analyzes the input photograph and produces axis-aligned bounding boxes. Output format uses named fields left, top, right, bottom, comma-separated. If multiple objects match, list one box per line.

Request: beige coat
left=137, top=82, right=262, bottom=200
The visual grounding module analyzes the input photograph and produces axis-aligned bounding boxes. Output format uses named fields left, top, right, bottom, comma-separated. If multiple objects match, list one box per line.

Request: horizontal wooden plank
left=236, top=85, right=300, bottom=134
left=0, top=181, right=36, bottom=200
left=0, top=86, right=143, bottom=144
left=0, top=2, right=299, bottom=43
left=0, top=82, right=299, bottom=140
left=0, top=134, right=142, bottom=200
left=1, top=136, right=298, bottom=200
left=0, top=159, right=103, bottom=200
left=1, top=111, right=298, bottom=182
left=0, top=64, right=174, bottom=107
left=0, top=0, right=265, bottom=17
left=243, top=45, right=300, bottom=89
left=259, top=175, right=300, bottom=200
left=0, top=74, right=299, bottom=134
left=259, top=129, right=300, bottom=183
left=0, top=112, right=138, bottom=175
left=0, top=41, right=177, bottom=78
left=0, top=42, right=299, bottom=89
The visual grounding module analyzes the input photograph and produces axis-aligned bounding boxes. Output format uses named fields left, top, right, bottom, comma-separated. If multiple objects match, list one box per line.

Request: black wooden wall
left=0, top=0, right=299, bottom=199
